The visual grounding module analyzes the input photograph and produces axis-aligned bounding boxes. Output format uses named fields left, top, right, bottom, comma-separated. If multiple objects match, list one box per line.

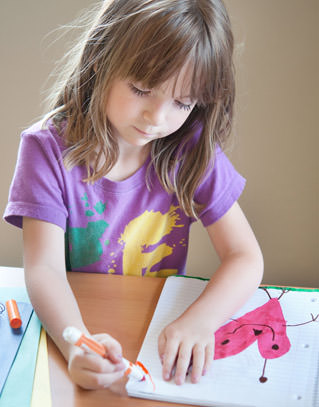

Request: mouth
left=133, top=126, right=154, bottom=137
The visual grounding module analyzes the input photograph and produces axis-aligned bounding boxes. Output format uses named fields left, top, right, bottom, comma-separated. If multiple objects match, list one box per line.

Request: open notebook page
left=126, top=276, right=319, bottom=407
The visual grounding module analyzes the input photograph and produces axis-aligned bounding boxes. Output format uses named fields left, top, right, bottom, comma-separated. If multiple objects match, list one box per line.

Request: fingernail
left=175, top=376, right=183, bottom=385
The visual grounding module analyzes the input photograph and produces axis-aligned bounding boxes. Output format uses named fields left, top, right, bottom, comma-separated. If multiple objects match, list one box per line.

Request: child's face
left=105, top=67, right=196, bottom=150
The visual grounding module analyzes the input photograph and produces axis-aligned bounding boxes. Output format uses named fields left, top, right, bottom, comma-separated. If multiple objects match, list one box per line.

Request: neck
left=104, top=142, right=151, bottom=182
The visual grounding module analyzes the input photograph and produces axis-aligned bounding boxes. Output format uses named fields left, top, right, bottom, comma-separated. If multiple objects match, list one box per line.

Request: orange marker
left=6, top=299, right=22, bottom=329
left=62, top=326, right=146, bottom=381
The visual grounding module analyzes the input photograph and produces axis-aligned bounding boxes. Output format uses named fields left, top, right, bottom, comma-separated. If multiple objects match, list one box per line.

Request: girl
left=4, top=0, right=263, bottom=389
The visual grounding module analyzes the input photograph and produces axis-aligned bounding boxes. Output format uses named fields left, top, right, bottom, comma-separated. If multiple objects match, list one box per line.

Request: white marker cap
left=63, top=326, right=82, bottom=344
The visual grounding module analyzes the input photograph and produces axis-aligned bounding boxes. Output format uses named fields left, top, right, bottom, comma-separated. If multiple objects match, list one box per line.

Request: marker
left=62, top=326, right=145, bottom=381
left=6, top=299, right=22, bottom=329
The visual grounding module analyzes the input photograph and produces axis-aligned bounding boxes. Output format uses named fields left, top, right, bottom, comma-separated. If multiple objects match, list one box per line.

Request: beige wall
left=1, top=1, right=318, bottom=287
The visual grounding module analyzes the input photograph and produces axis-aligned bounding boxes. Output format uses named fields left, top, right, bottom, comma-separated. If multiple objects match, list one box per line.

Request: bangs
left=111, top=3, right=225, bottom=107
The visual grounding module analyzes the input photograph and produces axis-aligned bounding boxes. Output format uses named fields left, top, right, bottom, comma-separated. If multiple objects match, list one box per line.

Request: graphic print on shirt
left=66, top=193, right=109, bottom=268
left=117, top=205, right=184, bottom=277
left=66, top=194, right=186, bottom=275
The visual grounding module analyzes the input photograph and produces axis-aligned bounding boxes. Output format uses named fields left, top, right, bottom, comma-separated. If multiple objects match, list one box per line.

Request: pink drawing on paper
left=213, top=288, right=318, bottom=382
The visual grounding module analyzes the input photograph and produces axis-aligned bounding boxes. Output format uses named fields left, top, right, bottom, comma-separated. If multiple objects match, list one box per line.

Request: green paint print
left=81, top=192, right=88, bottom=202
left=66, top=195, right=109, bottom=268
left=69, top=220, right=109, bottom=268
left=94, top=201, right=106, bottom=214
left=85, top=210, right=95, bottom=217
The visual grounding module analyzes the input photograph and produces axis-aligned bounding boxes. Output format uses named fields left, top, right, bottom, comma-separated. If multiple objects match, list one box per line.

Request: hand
left=67, top=333, right=126, bottom=389
left=158, top=312, right=215, bottom=385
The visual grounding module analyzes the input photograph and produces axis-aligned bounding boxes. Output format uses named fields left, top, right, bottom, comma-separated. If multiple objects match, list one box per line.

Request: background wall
left=0, top=0, right=318, bottom=287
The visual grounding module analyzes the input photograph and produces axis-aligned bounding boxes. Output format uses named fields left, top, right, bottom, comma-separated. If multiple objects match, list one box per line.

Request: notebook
left=126, top=276, right=319, bottom=407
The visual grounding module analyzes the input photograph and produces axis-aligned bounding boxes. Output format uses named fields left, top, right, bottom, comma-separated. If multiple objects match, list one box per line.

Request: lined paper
left=126, top=276, right=319, bottom=407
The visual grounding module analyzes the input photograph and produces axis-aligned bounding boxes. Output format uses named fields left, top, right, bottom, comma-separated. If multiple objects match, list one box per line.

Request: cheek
left=106, top=94, right=135, bottom=123
left=117, top=96, right=139, bottom=118
left=168, top=111, right=192, bottom=132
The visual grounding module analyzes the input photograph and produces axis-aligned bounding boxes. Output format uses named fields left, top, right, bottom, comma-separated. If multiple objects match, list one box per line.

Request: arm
left=22, top=217, right=125, bottom=389
left=158, top=202, right=264, bottom=385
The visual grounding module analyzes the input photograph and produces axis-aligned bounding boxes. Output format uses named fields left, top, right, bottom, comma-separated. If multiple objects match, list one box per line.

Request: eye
left=175, top=100, right=193, bottom=112
left=129, top=83, right=150, bottom=97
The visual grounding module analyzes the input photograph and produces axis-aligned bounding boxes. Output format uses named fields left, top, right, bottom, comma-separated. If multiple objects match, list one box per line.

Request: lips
left=134, top=126, right=154, bottom=137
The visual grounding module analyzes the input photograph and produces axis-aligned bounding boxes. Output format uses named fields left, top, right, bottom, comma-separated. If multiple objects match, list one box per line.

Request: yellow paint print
left=119, top=205, right=183, bottom=276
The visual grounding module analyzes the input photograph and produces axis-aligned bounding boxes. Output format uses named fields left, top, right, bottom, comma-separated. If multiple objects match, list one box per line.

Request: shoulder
left=200, top=145, right=242, bottom=185
left=14, top=118, right=71, bottom=188
left=195, top=146, right=246, bottom=226
left=20, top=119, right=66, bottom=152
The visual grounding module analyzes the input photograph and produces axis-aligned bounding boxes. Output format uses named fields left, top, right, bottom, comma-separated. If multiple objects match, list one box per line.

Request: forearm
left=159, top=203, right=263, bottom=384
left=22, top=218, right=126, bottom=389
left=184, top=250, right=263, bottom=331
left=186, top=201, right=265, bottom=331
left=24, top=265, right=88, bottom=361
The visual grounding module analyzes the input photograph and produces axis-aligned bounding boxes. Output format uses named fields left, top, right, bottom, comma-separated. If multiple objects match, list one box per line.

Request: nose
left=143, top=101, right=167, bottom=127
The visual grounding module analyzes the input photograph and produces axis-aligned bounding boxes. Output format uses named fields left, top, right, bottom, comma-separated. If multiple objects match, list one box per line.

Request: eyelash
left=129, top=83, right=150, bottom=97
left=129, top=83, right=193, bottom=112
left=175, top=101, right=192, bottom=112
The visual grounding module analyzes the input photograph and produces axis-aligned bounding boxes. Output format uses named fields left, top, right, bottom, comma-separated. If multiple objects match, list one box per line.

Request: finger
left=203, top=342, right=214, bottom=375
left=76, top=368, right=126, bottom=390
left=174, top=343, right=192, bottom=385
left=158, top=331, right=166, bottom=364
left=72, top=351, right=124, bottom=374
left=162, top=339, right=179, bottom=381
left=190, top=343, right=205, bottom=383
left=94, top=333, right=123, bottom=363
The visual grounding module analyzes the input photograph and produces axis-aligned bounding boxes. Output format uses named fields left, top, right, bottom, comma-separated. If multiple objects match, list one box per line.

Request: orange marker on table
left=6, top=299, right=22, bottom=329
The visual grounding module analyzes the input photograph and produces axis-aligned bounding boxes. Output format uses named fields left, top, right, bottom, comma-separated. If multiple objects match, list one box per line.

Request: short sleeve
left=3, top=127, right=68, bottom=230
left=195, top=148, right=246, bottom=227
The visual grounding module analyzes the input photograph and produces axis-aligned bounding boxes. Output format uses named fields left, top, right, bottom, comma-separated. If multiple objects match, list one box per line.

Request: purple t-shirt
left=4, top=120, right=245, bottom=276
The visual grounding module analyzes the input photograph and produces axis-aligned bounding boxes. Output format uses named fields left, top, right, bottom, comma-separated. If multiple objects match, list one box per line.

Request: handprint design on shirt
left=118, top=205, right=184, bottom=277
left=66, top=193, right=109, bottom=269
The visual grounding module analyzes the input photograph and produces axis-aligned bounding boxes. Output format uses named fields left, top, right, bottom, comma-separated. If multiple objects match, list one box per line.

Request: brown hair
left=46, top=0, right=235, bottom=218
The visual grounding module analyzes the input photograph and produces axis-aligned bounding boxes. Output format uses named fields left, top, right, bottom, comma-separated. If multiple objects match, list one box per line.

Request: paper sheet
left=126, top=276, right=319, bottom=407
left=0, top=287, right=41, bottom=407
left=31, top=327, right=52, bottom=407
left=0, top=301, right=33, bottom=394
